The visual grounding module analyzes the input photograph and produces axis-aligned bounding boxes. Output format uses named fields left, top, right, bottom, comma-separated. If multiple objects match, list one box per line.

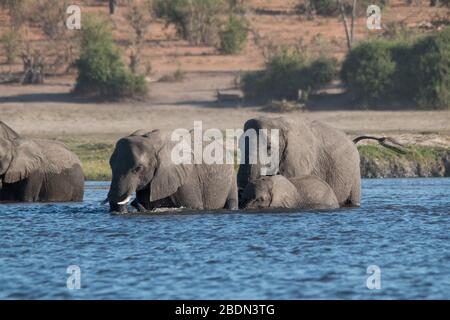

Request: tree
left=125, top=0, right=153, bottom=73
left=337, top=0, right=357, bottom=50
left=110, top=0, right=118, bottom=14
left=74, top=14, right=148, bottom=99
left=153, top=0, right=228, bottom=46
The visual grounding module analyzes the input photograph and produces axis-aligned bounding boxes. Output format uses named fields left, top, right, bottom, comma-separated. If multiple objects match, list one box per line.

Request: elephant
left=237, top=117, right=404, bottom=208
left=240, top=175, right=339, bottom=210
left=0, top=122, right=84, bottom=202
left=106, top=129, right=238, bottom=213
left=237, top=116, right=361, bottom=207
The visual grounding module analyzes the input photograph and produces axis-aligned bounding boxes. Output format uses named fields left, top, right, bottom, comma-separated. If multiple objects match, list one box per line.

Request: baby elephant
left=241, top=175, right=339, bottom=210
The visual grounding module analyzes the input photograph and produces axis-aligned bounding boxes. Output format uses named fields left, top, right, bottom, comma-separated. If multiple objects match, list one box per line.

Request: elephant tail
left=353, top=136, right=407, bottom=154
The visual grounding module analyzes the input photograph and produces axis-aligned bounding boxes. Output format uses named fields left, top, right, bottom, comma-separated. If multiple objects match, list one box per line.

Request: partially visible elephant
left=237, top=117, right=361, bottom=207
left=106, top=129, right=238, bottom=213
left=241, top=175, right=339, bottom=210
left=0, top=122, right=84, bottom=202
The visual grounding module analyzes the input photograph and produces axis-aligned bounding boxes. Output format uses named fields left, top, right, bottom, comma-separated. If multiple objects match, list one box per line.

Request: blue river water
left=0, top=178, right=449, bottom=299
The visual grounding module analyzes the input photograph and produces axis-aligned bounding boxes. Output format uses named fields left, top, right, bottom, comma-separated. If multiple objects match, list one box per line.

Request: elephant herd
left=0, top=117, right=399, bottom=212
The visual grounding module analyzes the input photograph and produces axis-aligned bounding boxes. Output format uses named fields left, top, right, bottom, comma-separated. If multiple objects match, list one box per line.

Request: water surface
left=0, top=178, right=449, bottom=299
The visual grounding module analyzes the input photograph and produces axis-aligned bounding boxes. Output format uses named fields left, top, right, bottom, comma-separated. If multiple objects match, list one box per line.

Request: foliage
left=219, top=15, right=248, bottom=54
left=126, top=0, right=152, bottom=46
left=30, top=0, right=68, bottom=40
left=74, top=15, right=148, bottom=99
left=410, top=28, right=450, bottom=109
left=341, top=39, right=396, bottom=103
left=153, top=0, right=227, bottom=45
left=311, top=0, right=339, bottom=16
left=0, top=28, right=21, bottom=64
left=242, top=48, right=336, bottom=102
left=125, top=0, right=153, bottom=74
left=342, top=28, right=450, bottom=109
left=306, top=0, right=388, bottom=17
left=0, top=0, right=28, bottom=28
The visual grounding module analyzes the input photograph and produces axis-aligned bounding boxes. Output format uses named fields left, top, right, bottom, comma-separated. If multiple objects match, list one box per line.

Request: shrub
left=0, top=0, right=28, bottom=29
left=308, top=0, right=388, bottom=17
left=31, top=0, right=68, bottom=40
left=308, top=56, right=337, bottom=88
left=312, top=0, right=338, bottom=16
left=153, top=0, right=226, bottom=45
left=341, top=28, right=450, bottom=109
left=341, top=39, right=396, bottom=103
left=219, top=15, right=248, bottom=54
left=410, top=28, right=450, bottom=109
left=241, top=70, right=269, bottom=101
left=261, top=48, right=307, bottom=101
left=242, top=48, right=336, bottom=102
left=0, top=28, right=21, bottom=64
left=74, top=15, right=148, bottom=99
left=389, top=40, right=416, bottom=99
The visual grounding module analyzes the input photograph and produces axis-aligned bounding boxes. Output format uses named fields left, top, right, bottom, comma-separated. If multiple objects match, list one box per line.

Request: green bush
left=0, top=28, right=21, bottom=64
left=153, top=0, right=188, bottom=38
left=153, top=0, right=226, bottom=45
left=219, top=15, right=248, bottom=54
left=341, top=40, right=396, bottom=103
left=312, top=0, right=338, bottom=16
left=74, top=15, right=148, bottom=99
left=308, top=56, right=337, bottom=88
left=241, top=70, right=268, bottom=101
left=308, top=0, right=387, bottom=17
left=410, top=28, right=450, bottom=109
left=341, top=28, right=450, bottom=109
left=258, top=48, right=307, bottom=101
left=389, top=40, right=416, bottom=99
left=242, top=48, right=336, bottom=102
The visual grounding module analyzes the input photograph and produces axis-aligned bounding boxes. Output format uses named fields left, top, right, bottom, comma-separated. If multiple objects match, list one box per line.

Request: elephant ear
left=4, top=140, right=43, bottom=183
left=270, top=176, right=298, bottom=208
left=279, top=120, right=318, bottom=177
left=0, top=121, right=20, bottom=140
left=149, top=139, right=193, bottom=202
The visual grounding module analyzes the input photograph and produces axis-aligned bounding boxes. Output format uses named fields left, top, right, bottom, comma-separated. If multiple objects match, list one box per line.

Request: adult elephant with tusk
left=106, top=129, right=238, bottom=213
left=0, top=121, right=84, bottom=202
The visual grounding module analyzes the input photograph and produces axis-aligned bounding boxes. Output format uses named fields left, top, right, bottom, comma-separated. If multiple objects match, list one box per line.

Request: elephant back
left=34, top=139, right=83, bottom=173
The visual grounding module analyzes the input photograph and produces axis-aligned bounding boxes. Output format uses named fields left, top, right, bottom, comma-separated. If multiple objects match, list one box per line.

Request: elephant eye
left=132, top=165, right=144, bottom=173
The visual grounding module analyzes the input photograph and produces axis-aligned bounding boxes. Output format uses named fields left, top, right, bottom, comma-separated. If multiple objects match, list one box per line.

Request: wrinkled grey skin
left=107, top=130, right=238, bottom=213
left=0, top=122, right=84, bottom=202
left=237, top=117, right=361, bottom=207
left=241, top=175, right=339, bottom=210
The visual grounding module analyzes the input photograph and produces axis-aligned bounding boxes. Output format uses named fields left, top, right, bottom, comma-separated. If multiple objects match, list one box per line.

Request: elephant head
left=240, top=175, right=299, bottom=209
left=107, top=130, right=192, bottom=212
left=237, top=117, right=318, bottom=194
left=0, top=122, right=43, bottom=188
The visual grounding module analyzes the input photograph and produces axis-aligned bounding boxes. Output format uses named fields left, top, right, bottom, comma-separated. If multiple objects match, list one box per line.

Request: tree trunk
left=109, top=0, right=118, bottom=15
left=350, top=0, right=357, bottom=44
left=21, top=52, right=45, bottom=84
left=338, top=0, right=352, bottom=50
left=338, top=0, right=357, bottom=51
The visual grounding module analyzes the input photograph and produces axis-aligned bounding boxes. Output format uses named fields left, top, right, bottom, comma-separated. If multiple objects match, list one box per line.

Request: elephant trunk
left=237, top=162, right=262, bottom=195
left=109, top=201, right=128, bottom=213
left=107, top=174, right=138, bottom=213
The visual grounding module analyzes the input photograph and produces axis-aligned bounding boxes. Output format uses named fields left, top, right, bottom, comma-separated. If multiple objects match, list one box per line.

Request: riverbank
left=64, top=141, right=450, bottom=181
left=359, top=145, right=450, bottom=178
left=1, top=73, right=449, bottom=180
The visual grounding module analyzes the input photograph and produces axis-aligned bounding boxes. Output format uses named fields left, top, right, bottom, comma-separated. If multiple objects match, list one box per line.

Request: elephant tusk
left=117, top=195, right=133, bottom=205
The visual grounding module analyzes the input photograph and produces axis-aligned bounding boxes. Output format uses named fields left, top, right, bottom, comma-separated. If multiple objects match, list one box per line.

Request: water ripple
left=0, top=179, right=449, bottom=299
